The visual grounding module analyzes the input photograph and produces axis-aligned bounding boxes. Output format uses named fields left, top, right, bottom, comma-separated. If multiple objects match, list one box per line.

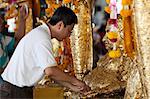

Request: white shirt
left=2, top=24, right=57, bottom=87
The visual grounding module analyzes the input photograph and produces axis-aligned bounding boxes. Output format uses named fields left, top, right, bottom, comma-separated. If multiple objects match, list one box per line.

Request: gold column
left=125, top=0, right=150, bottom=98
left=70, top=0, right=93, bottom=80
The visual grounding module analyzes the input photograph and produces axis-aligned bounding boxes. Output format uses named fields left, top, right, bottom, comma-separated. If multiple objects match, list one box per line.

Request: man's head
left=48, top=6, right=77, bottom=41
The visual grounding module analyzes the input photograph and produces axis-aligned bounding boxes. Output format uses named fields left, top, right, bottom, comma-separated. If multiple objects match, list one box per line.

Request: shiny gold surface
left=83, top=12, right=134, bottom=97
left=125, top=0, right=150, bottom=98
left=70, top=0, right=93, bottom=80
left=83, top=55, right=133, bottom=97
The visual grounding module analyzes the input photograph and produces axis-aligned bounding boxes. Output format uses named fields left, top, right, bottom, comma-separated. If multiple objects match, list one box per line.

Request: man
left=1, top=6, right=90, bottom=98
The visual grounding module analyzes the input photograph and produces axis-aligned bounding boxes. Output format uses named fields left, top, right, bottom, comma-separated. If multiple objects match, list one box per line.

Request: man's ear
left=56, top=21, right=64, bottom=31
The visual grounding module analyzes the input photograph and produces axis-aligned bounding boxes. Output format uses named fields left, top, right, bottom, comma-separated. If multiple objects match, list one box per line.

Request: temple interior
left=1, top=0, right=150, bottom=98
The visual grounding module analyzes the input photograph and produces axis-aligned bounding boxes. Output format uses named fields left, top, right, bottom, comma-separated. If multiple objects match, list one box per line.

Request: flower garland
left=120, top=0, right=132, bottom=17
left=105, top=0, right=134, bottom=58
left=121, top=0, right=134, bottom=58
left=105, top=0, right=121, bottom=58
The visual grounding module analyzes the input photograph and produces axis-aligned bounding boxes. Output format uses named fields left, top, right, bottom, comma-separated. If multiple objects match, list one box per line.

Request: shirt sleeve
left=32, top=40, right=57, bottom=70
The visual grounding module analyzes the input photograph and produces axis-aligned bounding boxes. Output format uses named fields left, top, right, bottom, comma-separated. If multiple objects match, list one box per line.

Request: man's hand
left=71, top=79, right=91, bottom=94
left=68, top=84, right=83, bottom=92
left=19, top=4, right=28, bottom=20
left=45, top=67, right=91, bottom=94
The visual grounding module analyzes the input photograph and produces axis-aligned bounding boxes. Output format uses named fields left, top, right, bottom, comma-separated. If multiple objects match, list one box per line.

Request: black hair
left=49, top=6, right=77, bottom=27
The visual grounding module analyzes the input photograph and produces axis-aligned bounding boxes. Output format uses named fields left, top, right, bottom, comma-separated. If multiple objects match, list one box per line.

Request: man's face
left=57, top=23, right=74, bottom=41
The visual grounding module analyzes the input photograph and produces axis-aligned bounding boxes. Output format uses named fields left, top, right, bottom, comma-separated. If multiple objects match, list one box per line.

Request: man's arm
left=14, top=5, right=28, bottom=47
left=44, top=66, right=90, bottom=93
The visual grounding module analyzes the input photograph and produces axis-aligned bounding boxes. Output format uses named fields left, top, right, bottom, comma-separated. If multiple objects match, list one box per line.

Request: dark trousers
left=0, top=81, right=33, bottom=99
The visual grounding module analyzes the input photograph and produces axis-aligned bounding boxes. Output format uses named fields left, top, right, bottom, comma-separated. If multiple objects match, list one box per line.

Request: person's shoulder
left=27, top=24, right=44, bottom=34
left=33, top=24, right=47, bottom=31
